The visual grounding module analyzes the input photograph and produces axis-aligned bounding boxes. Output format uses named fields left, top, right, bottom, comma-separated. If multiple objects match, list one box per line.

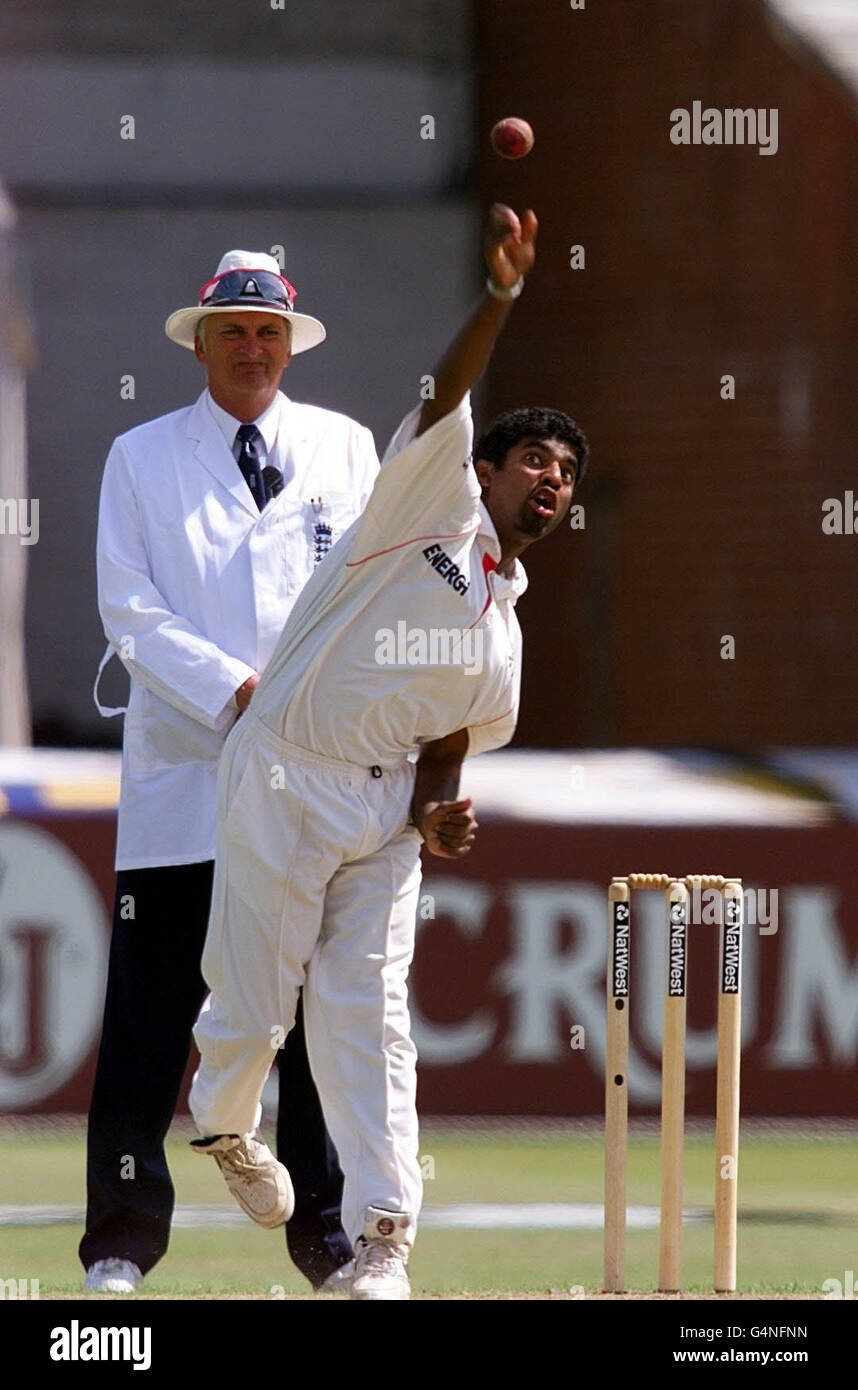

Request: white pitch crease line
left=0, top=1202, right=710, bottom=1230
left=419, top=1203, right=708, bottom=1229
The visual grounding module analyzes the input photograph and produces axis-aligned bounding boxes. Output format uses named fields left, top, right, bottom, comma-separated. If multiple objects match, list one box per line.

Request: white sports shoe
left=84, top=1258, right=142, bottom=1294
left=350, top=1207, right=413, bottom=1301
left=318, top=1259, right=355, bottom=1295
left=191, top=1132, right=295, bottom=1228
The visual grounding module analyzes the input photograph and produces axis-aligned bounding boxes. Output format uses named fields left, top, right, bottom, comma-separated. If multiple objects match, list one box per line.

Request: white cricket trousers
left=190, top=712, right=424, bottom=1248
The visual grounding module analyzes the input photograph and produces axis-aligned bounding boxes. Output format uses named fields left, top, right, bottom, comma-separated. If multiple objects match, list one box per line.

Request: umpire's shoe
left=84, top=1258, right=143, bottom=1294
left=191, top=1132, right=295, bottom=1228
left=350, top=1207, right=412, bottom=1301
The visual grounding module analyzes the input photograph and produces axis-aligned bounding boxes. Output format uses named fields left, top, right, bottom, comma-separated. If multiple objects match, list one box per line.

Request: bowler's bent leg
left=191, top=733, right=327, bottom=1139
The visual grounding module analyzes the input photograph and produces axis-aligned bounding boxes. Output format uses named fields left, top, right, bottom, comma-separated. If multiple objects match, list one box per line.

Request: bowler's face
left=477, top=437, right=577, bottom=544
left=195, top=312, right=292, bottom=398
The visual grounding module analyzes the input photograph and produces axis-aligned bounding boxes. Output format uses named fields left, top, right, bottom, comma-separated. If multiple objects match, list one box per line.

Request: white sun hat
left=164, top=250, right=326, bottom=354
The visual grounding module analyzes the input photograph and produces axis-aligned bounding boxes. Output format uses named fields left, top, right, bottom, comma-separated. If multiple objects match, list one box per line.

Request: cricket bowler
left=188, top=203, right=590, bottom=1299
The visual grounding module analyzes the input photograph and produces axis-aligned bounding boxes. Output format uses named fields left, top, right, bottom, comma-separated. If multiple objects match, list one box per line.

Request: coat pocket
left=137, top=687, right=230, bottom=772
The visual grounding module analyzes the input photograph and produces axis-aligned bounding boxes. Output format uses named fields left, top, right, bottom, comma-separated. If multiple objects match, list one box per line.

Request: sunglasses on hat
left=198, top=268, right=297, bottom=312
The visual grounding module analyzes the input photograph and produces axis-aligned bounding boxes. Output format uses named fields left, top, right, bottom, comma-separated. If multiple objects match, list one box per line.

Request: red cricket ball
left=490, top=117, right=534, bottom=160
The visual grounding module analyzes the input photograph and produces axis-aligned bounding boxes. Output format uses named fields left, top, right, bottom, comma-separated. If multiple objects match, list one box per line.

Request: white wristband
left=486, top=275, right=524, bottom=301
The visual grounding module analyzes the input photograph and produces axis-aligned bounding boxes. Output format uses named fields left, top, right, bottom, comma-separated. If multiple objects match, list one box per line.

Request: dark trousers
left=79, top=862, right=352, bottom=1288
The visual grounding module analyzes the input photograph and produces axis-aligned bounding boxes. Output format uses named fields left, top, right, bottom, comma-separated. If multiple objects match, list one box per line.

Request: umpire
left=80, top=250, right=379, bottom=1294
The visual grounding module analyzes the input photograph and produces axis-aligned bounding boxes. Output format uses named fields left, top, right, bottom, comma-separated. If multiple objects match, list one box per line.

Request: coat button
left=370, top=765, right=383, bottom=778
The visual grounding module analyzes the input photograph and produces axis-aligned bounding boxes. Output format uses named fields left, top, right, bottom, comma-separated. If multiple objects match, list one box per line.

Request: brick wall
left=476, top=0, right=858, bottom=748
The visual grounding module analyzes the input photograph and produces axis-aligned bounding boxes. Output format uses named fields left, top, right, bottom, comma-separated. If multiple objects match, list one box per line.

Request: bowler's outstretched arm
left=416, top=204, right=538, bottom=438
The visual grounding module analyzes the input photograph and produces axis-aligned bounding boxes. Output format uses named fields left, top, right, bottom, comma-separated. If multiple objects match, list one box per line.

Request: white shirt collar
left=477, top=500, right=528, bottom=602
left=205, top=389, right=282, bottom=456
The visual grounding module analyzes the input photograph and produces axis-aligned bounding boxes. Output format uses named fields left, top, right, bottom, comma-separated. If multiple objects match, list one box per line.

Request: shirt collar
left=205, top=389, right=282, bottom=455
left=477, top=500, right=528, bottom=602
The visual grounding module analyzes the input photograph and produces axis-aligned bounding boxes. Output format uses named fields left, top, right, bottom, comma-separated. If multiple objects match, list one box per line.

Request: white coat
left=95, top=388, right=378, bottom=870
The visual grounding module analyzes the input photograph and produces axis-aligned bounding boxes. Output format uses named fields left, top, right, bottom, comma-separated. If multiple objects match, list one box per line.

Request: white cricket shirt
left=251, top=396, right=528, bottom=763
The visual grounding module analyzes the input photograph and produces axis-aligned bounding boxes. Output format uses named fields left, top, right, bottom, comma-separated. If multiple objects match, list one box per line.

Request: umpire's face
left=195, top=311, right=292, bottom=408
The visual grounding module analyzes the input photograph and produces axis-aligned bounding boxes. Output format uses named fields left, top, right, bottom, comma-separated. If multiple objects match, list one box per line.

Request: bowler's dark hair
left=475, top=407, right=590, bottom=485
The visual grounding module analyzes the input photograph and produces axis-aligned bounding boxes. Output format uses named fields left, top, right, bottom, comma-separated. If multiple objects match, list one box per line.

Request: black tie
left=235, top=424, right=265, bottom=511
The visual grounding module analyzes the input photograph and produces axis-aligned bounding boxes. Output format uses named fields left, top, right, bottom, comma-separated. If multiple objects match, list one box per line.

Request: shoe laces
left=356, top=1238, right=407, bottom=1279
left=219, top=1136, right=266, bottom=1176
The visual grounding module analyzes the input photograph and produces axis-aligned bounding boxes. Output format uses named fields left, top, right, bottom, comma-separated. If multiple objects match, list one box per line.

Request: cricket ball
left=490, top=117, right=534, bottom=160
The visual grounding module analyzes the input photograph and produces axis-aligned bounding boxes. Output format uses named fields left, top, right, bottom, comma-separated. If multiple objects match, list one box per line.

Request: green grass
left=1, top=1125, right=854, bottom=1298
